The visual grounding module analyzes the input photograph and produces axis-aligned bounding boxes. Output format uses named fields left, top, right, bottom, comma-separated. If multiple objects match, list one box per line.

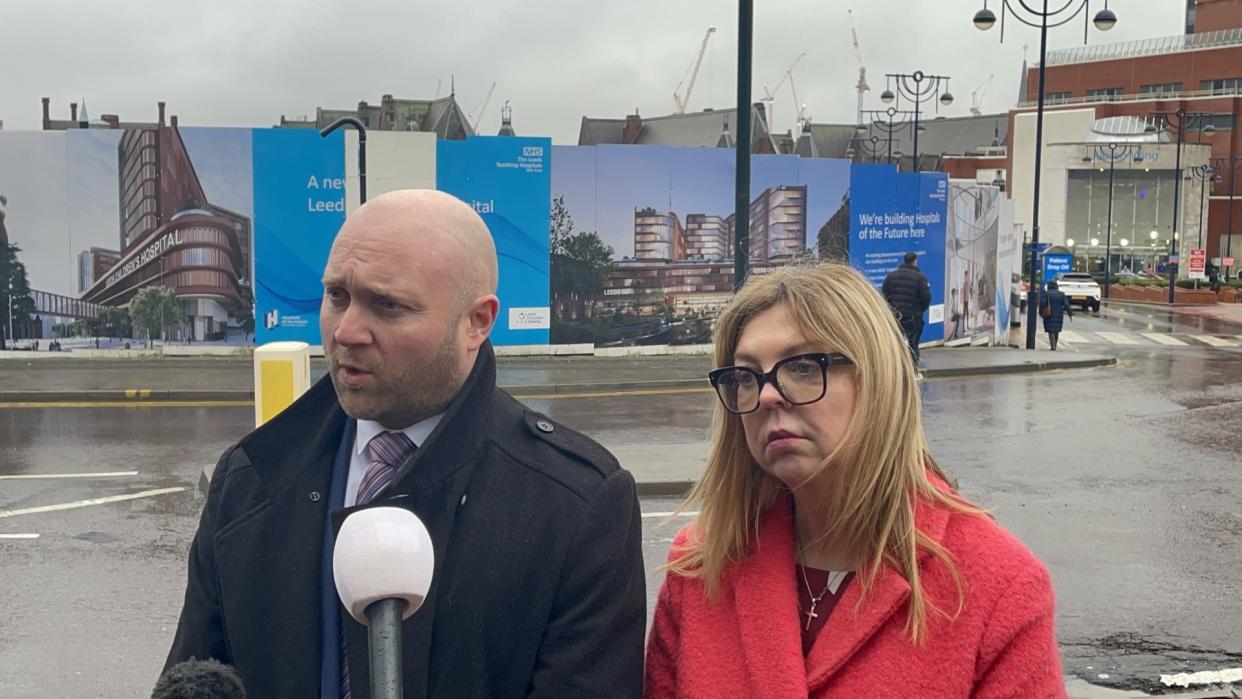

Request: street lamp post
left=5, top=278, right=12, bottom=351
left=1215, top=155, right=1242, bottom=281
left=1146, top=109, right=1218, bottom=301
left=1082, top=142, right=1141, bottom=302
left=320, top=117, right=368, bottom=205
left=972, top=0, right=1118, bottom=349
left=846, top=134, right=886, bottom=164
left=860, top=107, right=917, bottom=166
left=880, top=72, right=953, bottom=172
left=733, top=0, right=754, bottom=292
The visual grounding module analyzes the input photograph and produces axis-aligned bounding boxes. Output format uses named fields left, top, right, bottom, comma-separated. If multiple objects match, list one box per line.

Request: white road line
left=641, top=510, right=700, bottom=519
left=1059, top=331, right=1089, bottom=344
left=0, top=533, right=39, bottom=539
left=1098, top=332, right=1140, bottom=345
left=1140, top=332, right=1188, bottom=346
left=1193, top=335, right=1239, bottom=347
left=0, top=470, right=138, bottom=481
left=0, top=487, right=186, bottom=520
left=1161, top=666, right=1242, bottom=688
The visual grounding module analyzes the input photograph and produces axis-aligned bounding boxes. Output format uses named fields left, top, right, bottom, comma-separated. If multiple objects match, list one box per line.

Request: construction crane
left=674, top=26, right=717, bottom=114
left=848, top=9, right=870, bottom=126
left=469, top=82, right=496, bottom=132
left=788, top=72, right=810, bottom=136
left=762, top=51, right=806, bottom=133
left=970, top=73, right=995, bottom=116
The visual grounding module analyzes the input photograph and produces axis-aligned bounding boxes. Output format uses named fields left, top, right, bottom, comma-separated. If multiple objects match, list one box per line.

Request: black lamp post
left=846, top=134, right=886, bottom=164
left=860, top=107, right=918, bottom=167
left=1214, top=155, right=1242, bottom=281
left=972, top=0, right=1118, bottom=349
left=1081, top=142, right=1142, bottom=302
left=880, top=72, right=953, bottom=172
left=320, top=117, right=369, bottom=205
left=733, top=0, right=754, bottom=292
left=1145, top=109, right=1218, bottom=301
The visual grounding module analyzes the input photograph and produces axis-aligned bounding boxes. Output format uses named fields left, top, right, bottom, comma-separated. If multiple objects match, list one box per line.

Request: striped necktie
left=341, top=430, right=417, bottom=698
left=356, top=431, right=416, bottom=505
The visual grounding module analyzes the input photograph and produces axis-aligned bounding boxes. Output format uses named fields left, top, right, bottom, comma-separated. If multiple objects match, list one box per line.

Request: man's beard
left=330, top=329, right=466, bottom=428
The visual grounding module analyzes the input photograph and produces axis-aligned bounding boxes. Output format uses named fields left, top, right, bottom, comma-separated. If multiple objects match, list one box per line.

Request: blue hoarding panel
left=436, top=137, right=551, bottom=346
left=253, top=129, right=345, bottom=344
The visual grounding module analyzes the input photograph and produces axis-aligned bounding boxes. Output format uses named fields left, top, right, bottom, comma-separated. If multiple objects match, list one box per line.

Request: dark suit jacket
left=165, top=343, right=646, bottom=698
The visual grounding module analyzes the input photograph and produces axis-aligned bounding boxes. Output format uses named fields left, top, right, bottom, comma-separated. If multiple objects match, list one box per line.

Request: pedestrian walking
left=1039, top=280, right=1073, bottom=351
left=646, top=263, right=1062, bottom=698
left=881, top=252, right=931, bottom=369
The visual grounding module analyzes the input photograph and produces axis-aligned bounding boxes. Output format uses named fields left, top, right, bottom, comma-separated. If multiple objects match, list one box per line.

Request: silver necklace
left=796, top=540, right=836, bottom=631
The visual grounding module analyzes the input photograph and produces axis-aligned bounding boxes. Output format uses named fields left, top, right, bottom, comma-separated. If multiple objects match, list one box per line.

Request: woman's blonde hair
left=668, top=261, right=980, bottom=643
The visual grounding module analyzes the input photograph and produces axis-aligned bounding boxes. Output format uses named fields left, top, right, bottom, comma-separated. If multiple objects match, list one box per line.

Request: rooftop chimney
left=170, top=115, right=179, bottom=129
left=70, top=102, right=78, bottom=122
left=158, top=101, right=166, bottom=126
left=41, top=97, right=51, bottom=129
left=623, top=110, right=642, bottom=144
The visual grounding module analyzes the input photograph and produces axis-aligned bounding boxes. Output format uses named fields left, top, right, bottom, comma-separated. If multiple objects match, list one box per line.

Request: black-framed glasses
left=707, top=352, right=853, bottom=415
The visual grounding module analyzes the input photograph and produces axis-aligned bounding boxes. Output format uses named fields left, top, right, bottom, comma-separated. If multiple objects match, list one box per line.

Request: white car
left=1055, top=273, right=1101, bottom=312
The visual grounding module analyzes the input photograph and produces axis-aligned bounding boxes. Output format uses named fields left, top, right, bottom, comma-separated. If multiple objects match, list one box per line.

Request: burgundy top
left=797, top=566, right=854, bottom=655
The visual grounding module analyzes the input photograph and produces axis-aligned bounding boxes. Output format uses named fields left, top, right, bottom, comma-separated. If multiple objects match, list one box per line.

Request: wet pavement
left=2, top=343, right=1241, bottom=695
left=0, top=346, right=1117, bottom=399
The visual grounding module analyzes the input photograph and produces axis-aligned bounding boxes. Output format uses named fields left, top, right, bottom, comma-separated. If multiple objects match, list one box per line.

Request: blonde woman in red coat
left=645, top=262, right=1064, bottom=698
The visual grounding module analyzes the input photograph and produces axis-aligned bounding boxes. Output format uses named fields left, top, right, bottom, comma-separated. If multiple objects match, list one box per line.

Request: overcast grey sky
left=3, top=1, right=1180, bottom=144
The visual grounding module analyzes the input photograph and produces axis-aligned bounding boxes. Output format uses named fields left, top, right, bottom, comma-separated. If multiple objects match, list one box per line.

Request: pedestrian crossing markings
left=1049, top=331, right=1242, bottom=347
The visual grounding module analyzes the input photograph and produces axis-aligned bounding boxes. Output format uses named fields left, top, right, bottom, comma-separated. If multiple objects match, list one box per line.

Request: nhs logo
left=523, top=146, right=544, bottom=157
left=264, top=309, right=280, bottom=330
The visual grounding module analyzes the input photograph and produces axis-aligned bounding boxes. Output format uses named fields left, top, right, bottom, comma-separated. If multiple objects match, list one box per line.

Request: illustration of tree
left=0, top=196, right=37, bottom=349
left=559, top=231, right=615, bottom=320
left=0, top=246, right=37, bottom=350
left=549, top=195, right=615, bottom=321
left=98, top=306, right=131, bottom=340
left=128, top=285, right=185, bottom=348
left=550, top=195, right=574, bottom=258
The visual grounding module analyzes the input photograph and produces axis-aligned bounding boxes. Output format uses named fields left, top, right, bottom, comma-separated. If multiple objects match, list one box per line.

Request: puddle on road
left=74, top=531, right=121, bottom=544
left=1065, top=632, right=1242, bottom=694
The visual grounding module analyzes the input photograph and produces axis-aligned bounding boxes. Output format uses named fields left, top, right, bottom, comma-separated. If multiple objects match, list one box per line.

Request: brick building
left=1006, top=0, right=1242, bottom=272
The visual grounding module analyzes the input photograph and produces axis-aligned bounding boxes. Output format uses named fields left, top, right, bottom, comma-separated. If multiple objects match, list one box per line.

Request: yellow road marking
left=0, top=367, right=1075, bottom=411
left=0, top=401, right=254, bottom=409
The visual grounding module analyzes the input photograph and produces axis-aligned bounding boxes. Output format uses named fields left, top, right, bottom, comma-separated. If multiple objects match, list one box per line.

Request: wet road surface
left=2, top=341, right=1241, bottom=695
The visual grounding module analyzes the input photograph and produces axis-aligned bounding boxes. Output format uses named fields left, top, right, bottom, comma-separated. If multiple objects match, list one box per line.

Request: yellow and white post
left=253, top=341, right=312, bottom=427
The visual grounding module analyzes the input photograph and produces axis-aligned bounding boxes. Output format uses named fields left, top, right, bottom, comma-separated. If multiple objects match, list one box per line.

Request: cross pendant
left=803, top=602, right=819, bottom=631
